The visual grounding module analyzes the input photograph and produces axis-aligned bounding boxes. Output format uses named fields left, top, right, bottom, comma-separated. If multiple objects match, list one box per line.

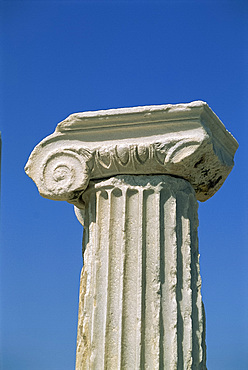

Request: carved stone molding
left=25, top=101, right=238, bottom=207
left=25, top=103, right=238, bottom=369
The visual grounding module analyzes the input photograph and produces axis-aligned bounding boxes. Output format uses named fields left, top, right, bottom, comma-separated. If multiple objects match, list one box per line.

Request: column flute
left=25, top=101, right=238, bottom=369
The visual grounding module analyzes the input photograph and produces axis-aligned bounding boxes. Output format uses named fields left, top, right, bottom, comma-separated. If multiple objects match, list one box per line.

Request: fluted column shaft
left=25, top=102, right=237, bottom=369
left=76, top=175, right=206, bottom=370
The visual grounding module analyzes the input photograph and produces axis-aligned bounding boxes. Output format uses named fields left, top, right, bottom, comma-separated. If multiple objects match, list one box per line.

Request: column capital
left=25, top=101, right=238, bottom=207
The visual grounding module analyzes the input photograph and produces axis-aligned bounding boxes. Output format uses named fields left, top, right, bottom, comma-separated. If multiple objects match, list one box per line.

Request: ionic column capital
left=25, top=101, right=238, bottom=208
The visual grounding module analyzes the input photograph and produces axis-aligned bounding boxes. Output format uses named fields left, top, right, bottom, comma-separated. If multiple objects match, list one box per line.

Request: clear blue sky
left=1, top=1, right=247, bottom=369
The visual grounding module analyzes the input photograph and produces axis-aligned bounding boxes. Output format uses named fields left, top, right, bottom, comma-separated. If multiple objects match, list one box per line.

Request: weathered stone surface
left=25, top=101, right=238, bottom=206
left=76, top=175, right=206, bottom=370
left=25, top=102, right=238, bottom=370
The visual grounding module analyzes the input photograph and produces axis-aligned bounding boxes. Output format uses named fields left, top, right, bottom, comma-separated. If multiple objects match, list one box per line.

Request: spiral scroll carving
left=39, top=140, right=201, bottom=197
left=25, top=102, right=238, bottom=205
left=41, top=149, right=92, bottom=199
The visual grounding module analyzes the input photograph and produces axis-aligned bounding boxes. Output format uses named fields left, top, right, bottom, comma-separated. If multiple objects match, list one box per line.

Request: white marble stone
left=76, top=175, right=206, bottom=370
left=25, top=101, right=238, bottom=206
left=25, top=102, right=238, bottom=370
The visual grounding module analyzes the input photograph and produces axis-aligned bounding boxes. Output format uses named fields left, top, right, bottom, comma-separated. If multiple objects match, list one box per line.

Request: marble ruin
left=25, top=101, right=238, bottom=369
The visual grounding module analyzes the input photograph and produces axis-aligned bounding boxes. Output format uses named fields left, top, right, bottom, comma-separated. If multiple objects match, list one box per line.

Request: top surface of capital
left=25, top=101, right=238, bottom=206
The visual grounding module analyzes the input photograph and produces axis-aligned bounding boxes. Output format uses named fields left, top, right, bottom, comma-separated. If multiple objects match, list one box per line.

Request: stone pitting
left=25, top=102, right=238, bottom=370
left=25, top=101, right=238, bottom=206
left=76, top=175, right=206, bottom=369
